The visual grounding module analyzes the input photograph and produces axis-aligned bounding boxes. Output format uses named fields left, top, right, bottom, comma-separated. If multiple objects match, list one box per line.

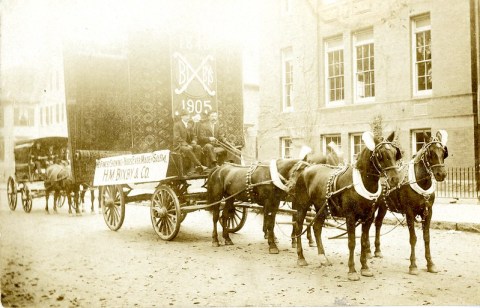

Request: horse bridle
left=370, top=141, right=400, bottom=178
left=419, top=140, right=447, bottom=176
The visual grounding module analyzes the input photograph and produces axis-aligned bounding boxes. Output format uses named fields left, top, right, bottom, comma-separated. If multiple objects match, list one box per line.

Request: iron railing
left=436, top=167, right=480, bottom=199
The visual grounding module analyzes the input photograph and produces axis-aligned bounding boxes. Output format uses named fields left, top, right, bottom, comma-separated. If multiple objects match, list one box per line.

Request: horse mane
left=285, top=160, right=311, bottom=193
left=355, top=146, right=372, bottom=173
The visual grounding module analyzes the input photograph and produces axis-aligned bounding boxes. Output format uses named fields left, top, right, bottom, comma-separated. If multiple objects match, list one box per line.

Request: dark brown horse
left=44, top=163, right=80, bottom=216
left=290, top=131, right=402, bottom=281
left=207, top=158, right=313, bottom=254
left=288, top=144, right=344, bottom=248
left=368, top=130, right=448, bottom=275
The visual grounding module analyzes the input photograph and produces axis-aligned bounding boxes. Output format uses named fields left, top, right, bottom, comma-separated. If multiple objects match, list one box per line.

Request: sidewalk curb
left=383, top=217, right=480, bottom=233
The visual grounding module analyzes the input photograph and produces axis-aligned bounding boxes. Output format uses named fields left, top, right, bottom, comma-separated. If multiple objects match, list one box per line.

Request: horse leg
left=53, top=191, right=59, bottom=213
left=312, top=213, right=331, bottom=266
left=212, top=203, right=220, bottom=247
left=407, top=214, right=419, bottom=275
left=80, top=186, right=85, bottom=213
left=90, top=189, right=95, bottom=213
left=45, top=189, right=50, bottom=214
left=221, top=199, right=234, bottom=245
left=265, top=199, right=279, bottom=254
left=295, top=203, right=309, bottom=266
left=307, top=226, right=316, bottom=247
left=423, top=209, right=438, bottom=273
left=67, top=191, right=73, bottom=216
left=360, top=220, right=374, bottom=277
left=346, top=216, right=360, bottom=281
left=373, top=205, right=388, bottom=258
left=291, top=211, right=297, bottom=248
left=74, top=188, right=81, bottom=215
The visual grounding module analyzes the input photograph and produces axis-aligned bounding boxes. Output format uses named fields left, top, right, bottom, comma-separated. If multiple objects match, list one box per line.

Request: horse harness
left=382, top=140, right=446, bottom=224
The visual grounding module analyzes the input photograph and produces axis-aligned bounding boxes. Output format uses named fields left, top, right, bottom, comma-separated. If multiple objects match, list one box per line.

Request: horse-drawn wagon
left=6, top=136, right=70, bottom=213
left=63, top=29, right=247, bottom=240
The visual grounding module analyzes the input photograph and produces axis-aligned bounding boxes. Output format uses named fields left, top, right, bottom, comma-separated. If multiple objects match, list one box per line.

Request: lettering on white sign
left=93, top=150, right=170, bottom=186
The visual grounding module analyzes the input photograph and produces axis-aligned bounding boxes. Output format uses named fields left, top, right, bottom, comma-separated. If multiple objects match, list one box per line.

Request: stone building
left=257, top=0, right=479, bottom=171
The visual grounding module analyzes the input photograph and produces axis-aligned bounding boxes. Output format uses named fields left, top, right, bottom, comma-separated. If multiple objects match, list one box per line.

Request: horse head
left=417, top=130, right=448, bottom=182
left=358, top=131, right=402, bottom=187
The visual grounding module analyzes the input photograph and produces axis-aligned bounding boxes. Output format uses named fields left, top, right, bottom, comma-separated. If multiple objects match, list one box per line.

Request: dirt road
left=1, top=190, right=480, bottom=307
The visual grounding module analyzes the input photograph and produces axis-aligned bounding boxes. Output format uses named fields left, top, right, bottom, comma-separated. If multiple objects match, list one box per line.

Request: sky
left=0, top=0, right=260, bottom=82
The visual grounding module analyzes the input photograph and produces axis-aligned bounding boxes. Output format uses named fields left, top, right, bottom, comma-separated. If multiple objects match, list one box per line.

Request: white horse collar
left=270, top=160, right=288, bottom=191
left=352, top=168, right=382, bottom=200
left=408, top=160, right=436, bottom=197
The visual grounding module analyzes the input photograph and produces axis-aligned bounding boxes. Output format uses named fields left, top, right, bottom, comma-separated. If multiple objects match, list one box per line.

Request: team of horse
left=44, top=163, right=81, bottom=216
left=206, top=130, right=449, bottom=281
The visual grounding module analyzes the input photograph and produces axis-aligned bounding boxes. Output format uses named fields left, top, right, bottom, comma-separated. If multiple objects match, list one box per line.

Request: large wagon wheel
left=220, top=205, right=248, bottom=233
left=100, top=185, right=125, bottom=231
left=7, top=176, right=18, bottom=211
left=150, top=185, right=181, bottom=241
left=21, top=184, right=33, bottom=213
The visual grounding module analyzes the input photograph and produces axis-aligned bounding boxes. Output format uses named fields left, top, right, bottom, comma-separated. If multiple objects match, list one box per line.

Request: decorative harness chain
left=294, top=141, right=399, bottom=238
left=245, top=163, right=258, bottom=203
left=383, top=140, right=447, bottom=224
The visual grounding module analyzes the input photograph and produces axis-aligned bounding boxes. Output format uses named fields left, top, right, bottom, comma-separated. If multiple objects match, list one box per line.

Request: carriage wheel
left=150, top=185, right=181, bottom=241
left=100, top=185, right=125, bottom=231
left=7, top=176, right=18, bottom=211
left=220, top=206, right=248, bottom=233
left=21, top=184, right=33, bottom=213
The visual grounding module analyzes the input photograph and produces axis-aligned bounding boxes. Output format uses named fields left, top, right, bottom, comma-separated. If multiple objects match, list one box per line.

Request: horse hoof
left=409, top=267, right=419, bottom=275
left=365, top=252, right=373, bottom=259
left=269, top=247, right=279, bottom=254
left=76, top=212, right=82, bottom=216
left=224, top=240, right=234, bottom=246
left=374, top=251, right=383, bottom=258
left=45, top=210, right=50, bottom=214
left=308, top=242, right=316, bottom=247
left=297, top=259, right=308, bottom=267
left=212, top=242, right=220, bottom=247
left=361, top=269, right=374, bottom=277
left=428, top=265, right=438, bottom=273
left=348, top=272, right=360, bottom=281
left=320, top=260, right=332, bottom=267
left=291, top=243, right=297, bottom=249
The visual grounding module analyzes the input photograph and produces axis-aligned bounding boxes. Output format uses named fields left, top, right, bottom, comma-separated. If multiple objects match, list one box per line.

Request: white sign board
left=93, top=150, right=170, bottom=186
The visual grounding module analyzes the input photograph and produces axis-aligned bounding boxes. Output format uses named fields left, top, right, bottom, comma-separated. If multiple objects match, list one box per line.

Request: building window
left=282, top=47, right=294, bottom=112
left=412, top=14, right=432, bottom=95
left=323, top=135, right=341, bottom=155
left=14, top=107, right=34, bottom=126
left=281, top=137, right=293, bottom=159
left=354, top=30, right=375, bottom=102
left=56, top=104, right=60, bottom=123
left=325, top=37, right=344, bottom=106
left=350, top=133, right=365, bottom=163
left=412, top=129, right=431, bottom=154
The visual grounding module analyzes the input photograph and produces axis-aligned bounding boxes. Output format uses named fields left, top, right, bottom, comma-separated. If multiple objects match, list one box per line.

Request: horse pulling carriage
left=6, top=136, right=74, bottom=213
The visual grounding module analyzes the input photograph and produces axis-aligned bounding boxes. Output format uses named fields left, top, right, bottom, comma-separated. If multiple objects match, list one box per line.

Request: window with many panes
left=412, top=129, right=431, bottom=154
left=413, top=14, right=432, bottom=95
left=354, top=30, right=375, bottom=102
left=325, top=37, right=344, bottom=105
left=281, top=137, right=293, bottom=159
left=350, top=133, right=365, bottom=163
left=323, top=135, right=341, bottom=156
left=282, top=47, right=294, bottom=112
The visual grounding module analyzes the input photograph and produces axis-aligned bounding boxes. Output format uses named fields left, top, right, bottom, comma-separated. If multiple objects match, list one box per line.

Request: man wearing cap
left=198, top=111, right=227, bottom=168
left=173, top=110, right=207, bottom=175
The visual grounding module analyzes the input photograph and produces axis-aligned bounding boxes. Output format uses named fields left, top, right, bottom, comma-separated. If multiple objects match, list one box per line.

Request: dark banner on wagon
left=170, top=34, right=218, bottom=117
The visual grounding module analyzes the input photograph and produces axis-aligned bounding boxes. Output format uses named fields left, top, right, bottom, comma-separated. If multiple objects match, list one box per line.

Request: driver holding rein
left=198, top=111, right=227, bottom=168
left=172, top=109, right=207, bottom=175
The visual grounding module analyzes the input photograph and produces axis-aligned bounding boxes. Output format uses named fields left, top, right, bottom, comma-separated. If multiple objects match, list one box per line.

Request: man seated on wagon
left=31, top=141, right=47, bottom=177
left=45, top=145, right=57, bottom=166
left=173, top=109, right=207, bottom=175
left=198, top=111, right=228, bottom=168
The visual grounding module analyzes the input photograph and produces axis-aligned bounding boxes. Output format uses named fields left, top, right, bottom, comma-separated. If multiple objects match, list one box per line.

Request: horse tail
left=206, top=165, right=223, bottom=205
